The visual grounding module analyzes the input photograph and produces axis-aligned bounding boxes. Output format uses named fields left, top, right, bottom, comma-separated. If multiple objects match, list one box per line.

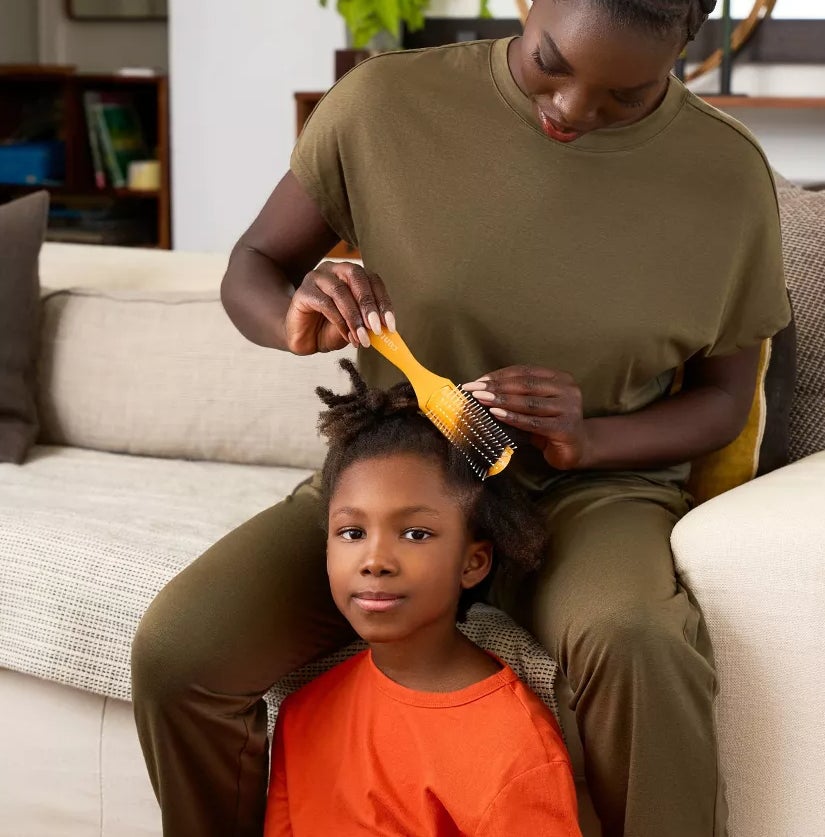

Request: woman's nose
left=553, top=87, right=598, bottom=130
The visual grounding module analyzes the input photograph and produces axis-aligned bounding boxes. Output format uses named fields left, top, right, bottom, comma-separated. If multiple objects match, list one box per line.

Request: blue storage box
left=0, top=141, right=66, bottom=185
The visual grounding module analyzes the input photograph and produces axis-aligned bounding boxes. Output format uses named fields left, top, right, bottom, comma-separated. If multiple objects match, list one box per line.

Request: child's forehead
left=331, top=453, right=470, bottom=508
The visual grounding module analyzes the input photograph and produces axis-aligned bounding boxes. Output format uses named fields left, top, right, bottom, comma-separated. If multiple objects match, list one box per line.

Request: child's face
left=326, top=453, right=492, bottom=646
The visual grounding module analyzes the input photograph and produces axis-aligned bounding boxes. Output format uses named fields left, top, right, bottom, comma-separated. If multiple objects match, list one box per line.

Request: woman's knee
left=562, top=598, right=701, bottom=682
left=131, top=585, right=200, bottom=704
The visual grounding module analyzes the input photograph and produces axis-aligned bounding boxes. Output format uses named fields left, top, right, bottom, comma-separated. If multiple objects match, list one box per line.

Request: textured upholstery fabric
left=0, top=445, right=312, bottom=700
left=775, top=184, right=825, bottom=461
left=0, top=191, right=48, bottom=463
left=37, top=288, right=358, bottom=469
left=672, top=451, right=825, bottom=837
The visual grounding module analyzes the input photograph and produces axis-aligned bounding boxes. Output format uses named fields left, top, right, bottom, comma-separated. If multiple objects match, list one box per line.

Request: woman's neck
left=369, top=624, right=502, bottom=692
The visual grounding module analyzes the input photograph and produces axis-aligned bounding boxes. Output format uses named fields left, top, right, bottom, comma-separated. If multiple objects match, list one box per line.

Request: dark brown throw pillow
left=0, top=191, right=49, bottom=464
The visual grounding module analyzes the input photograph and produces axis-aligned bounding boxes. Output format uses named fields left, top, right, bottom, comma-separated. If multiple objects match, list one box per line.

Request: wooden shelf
left=0, top=67, right=171, bottom=248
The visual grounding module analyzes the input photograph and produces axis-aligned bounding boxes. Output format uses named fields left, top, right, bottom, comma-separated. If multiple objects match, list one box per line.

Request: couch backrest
left=37, top=245, right=357, bottom=470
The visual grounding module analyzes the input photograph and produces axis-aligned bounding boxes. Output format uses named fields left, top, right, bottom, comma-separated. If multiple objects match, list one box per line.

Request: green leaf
left=478, top=0, right=492, bottom=19
left=325, top=0, right=434, bottom=47
left=373, top=0, right=400, bottom=37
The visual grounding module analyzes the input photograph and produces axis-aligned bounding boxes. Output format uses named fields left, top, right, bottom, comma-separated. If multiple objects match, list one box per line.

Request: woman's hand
left=284, top=261, right=396, bottom=355
left=463, top=366, right=592, bottom=470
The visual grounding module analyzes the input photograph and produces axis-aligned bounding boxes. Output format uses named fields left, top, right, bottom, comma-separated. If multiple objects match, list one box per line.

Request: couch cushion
left=0, top=191, right=49, bottom=463
left=776, top=184, right=825, bottom=461
left=0, top=445, right=312, bottom=700
left=37, top=288, right=358, bottom=469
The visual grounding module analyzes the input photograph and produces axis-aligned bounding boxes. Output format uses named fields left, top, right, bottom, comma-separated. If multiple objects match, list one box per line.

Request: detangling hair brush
left=369, top=330, right=516, bottom=480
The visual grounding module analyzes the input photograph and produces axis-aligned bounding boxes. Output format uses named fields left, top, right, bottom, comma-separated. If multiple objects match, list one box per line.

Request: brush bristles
left=424, top=385, right=517, bottom=480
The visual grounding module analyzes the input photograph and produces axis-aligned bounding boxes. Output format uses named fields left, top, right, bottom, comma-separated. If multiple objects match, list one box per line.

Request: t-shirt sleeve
left=475, top=761, right=582, bottom=837
left=707, top=161, right=791, bottom=356
left=263, top=712, right=293, bottom=837
left=290, top=64, right=373, bottom=248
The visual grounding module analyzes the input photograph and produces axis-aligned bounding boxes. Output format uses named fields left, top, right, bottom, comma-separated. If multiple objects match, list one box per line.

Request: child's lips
left=352, top=592, right=405, bottom=613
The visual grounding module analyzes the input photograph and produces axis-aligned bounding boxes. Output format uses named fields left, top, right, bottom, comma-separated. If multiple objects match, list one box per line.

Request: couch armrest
left=671, top=451, right=825, bottom=836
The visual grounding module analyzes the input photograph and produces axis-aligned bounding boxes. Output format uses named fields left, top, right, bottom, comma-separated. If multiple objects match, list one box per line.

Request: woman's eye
left=613, top=94, right=645, bottom=109
left=339, top=528, right=364, bottom=541
left=402, top=529, right=432, bottom=542
left=531, top=49, right=566, bottom=78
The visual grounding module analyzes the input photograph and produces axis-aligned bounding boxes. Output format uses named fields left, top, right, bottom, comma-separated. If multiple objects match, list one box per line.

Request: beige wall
left=0, top=0, right=39, bottom=64
left=37, top=0, right=167, bottom=72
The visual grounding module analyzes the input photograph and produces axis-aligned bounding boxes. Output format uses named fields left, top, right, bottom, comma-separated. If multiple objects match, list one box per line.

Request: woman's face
left=510, top=0, right=686, bottom=142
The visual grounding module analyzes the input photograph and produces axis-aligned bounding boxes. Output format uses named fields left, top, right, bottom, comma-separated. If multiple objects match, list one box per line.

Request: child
left=264, top=360, right=581, bottom=836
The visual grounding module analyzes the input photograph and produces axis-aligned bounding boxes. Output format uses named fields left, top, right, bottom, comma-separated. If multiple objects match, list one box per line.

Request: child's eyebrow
left=330, top=505, right=441, bottom=519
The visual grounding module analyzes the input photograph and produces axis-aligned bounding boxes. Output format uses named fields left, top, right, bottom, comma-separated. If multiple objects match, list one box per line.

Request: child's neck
left=369, top=624, right=502, bottom=693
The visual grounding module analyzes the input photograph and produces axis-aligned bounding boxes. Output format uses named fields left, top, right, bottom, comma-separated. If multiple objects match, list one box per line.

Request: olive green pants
left=131, top=472, right=727, bottom=837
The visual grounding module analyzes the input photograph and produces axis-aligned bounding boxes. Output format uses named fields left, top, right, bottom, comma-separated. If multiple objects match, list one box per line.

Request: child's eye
left=338, top=527, right=364, bottom=541
left=402, top=529, right=432, bottom=542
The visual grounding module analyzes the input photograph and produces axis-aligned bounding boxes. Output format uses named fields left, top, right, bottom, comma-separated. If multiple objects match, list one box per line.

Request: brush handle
left=369, top=331, right=452, bottom=411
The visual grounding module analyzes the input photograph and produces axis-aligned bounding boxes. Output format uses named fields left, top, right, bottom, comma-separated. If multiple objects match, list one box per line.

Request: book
left=82, top=91, right=107, bottom=189
left=92, top=96, right=149, bottom=188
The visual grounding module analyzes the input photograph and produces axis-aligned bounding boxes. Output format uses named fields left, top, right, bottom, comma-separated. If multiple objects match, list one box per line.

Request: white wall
left=0, top=0, right=39, bottom=63
left=36, top=0, right=167, bottom=71
left=170, top=0, right=343, bottom=251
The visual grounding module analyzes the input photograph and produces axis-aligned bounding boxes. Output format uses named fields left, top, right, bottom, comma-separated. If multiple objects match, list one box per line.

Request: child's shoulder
left=280, top=649, right=369, bottom=717
left=492, top=673, right=569, bottom=765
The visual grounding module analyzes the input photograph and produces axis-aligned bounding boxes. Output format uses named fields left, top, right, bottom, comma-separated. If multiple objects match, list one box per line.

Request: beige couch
left=0, top=242, right=823, bottom=837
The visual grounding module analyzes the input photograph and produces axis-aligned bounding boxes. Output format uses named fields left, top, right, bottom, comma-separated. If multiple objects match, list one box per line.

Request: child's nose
left=359, top=538, right=398, bottom=576
left=359, top=559, right=395, bottom=577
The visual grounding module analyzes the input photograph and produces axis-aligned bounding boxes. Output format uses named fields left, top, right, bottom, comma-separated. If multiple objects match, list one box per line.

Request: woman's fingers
left=320, top=262, right=397, bottom=339
left=293, top=262, right=395, bottom=350
left=461, top=365, right=582, bottom=434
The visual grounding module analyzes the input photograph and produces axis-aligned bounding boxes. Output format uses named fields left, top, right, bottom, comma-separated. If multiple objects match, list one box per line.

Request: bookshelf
left=0, top=67, right=171, bottom=249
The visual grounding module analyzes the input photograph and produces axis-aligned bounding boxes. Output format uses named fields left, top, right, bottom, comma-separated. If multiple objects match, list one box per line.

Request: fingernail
left=357, top=326, right=371, bottom=348
left=472, top=390, right=495, bottom=403
left=462, top=381, right=487, bottom=392
left=490, top=408, right=507, bottom=418
left=367, top=311, right=382, bottom=335
left=385, top=312, right=397, bottom=333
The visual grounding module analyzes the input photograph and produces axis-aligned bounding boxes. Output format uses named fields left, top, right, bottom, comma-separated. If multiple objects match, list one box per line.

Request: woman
left=132, top=1, right=790, bottom=835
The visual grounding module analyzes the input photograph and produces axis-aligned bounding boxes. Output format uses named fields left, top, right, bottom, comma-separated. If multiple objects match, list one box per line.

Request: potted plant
left=320, top=0, right=491, bottom=50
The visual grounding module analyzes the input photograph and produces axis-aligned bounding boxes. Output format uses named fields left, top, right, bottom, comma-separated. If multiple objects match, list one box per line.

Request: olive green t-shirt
left=291, top=38, right=791, bottom=489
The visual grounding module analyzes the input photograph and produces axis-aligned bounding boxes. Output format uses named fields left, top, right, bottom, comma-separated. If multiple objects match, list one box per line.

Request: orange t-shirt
left=265, top=650, right=580, bottom=836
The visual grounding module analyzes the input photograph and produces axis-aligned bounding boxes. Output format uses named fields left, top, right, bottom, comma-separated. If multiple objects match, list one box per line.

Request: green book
left=93, top=100, right=149, bottom=188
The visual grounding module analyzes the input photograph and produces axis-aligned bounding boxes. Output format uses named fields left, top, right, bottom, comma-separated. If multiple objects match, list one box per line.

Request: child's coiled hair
left=316, top=360, right=547, bottom=616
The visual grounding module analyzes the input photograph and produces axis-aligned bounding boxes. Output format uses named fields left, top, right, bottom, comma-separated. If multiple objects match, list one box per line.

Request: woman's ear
left=460, top=540, right=494, bottom=590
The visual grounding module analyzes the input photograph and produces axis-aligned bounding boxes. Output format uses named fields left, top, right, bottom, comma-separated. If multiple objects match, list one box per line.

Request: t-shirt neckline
left=367, top=649, right=517, bottom=708
left=489, top=36, right=688, bottom=153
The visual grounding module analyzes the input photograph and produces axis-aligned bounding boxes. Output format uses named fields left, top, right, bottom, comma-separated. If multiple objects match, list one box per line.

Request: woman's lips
left=538, top=111, right=583, bottom=143
left=352, top=592, right=405, bottom=613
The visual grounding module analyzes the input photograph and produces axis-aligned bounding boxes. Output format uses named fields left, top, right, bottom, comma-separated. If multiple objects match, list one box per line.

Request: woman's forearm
left=580, top=384, right=749, bottom=471
left=221, top=243, right=295, bottom=351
